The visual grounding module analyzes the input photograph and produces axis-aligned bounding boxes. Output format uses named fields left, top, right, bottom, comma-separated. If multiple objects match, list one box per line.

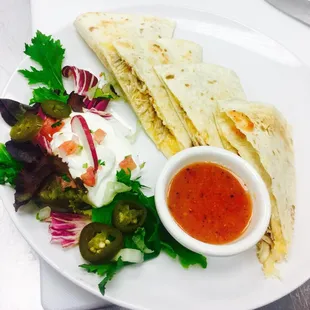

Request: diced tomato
left=93, top=129, right=106, bottom=144
left=81, top=167, right=96, bottom=187
left=119, top=155, right=137, bottom=174
left=40, top=117, right=64, bottom=142
left=57, top=176, right=77, bottom=191
left=58, top=140, right=79, bottom=155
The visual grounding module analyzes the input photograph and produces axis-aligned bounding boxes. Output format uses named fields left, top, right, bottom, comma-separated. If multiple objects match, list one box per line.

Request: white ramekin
left=155, top=146, right=271, bottom=257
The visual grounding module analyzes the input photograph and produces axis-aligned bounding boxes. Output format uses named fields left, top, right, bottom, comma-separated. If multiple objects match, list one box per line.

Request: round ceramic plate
left=1, top=5, right=310, bottom=310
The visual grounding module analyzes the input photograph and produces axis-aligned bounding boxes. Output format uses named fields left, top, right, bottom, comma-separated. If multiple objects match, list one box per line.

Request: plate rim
left=1, top=5, right=310, bottom=309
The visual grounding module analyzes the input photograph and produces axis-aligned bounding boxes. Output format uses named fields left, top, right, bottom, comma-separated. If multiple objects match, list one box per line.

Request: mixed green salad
left=0, top=31, right=207, bottom=295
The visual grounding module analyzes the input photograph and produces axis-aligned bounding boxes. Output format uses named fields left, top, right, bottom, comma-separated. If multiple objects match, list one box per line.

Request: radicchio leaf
left=5, top=140, right=43, bottom=164
left=68, top=91, right=110, bottom=113
left=0, top=98, right=39, bottom=126
left=87, top=108, right=112, bottom=119
left=37, top=106, right=47, bottom=120
left=86, top=97, right=110, bottom=110
left=33, top=134, right=52, bottom=154
left=94, top=98, right=110, bottom=111
left=47, top=212, right=91, bottom=247
left=62, top=66, right=98, bottom=97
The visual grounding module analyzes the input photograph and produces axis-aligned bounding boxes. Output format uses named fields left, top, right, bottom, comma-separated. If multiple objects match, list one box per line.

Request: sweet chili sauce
left=167, top=162, right=252, bottom=244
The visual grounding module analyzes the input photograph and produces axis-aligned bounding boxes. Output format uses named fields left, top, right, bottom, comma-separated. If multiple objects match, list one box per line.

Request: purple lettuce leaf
left=5, top=140, right=43, bottom=164
left=14, top=156, right=71, bottom=211
left=0, top=98, right=39, bottom=126
left=67, top=92, right=84, bottom=112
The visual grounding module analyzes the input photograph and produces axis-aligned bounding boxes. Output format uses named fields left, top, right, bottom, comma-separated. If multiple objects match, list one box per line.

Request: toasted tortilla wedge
left=107, top=39, right=202, bottom=157
left=154, top=63, right=246, bottom=148
left=74, top=13, right=175, bottom=74
left=217, top=99, right=295, bottom=276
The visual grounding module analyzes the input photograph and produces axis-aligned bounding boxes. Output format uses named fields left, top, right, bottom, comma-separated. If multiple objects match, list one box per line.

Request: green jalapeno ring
left=112, top=200, right=147, bottom=233
left=79, top=222, right=123, bottom=264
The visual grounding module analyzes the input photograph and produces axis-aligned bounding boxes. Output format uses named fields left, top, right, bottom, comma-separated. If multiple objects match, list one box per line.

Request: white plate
left=1, top=5, right=310, bottom=310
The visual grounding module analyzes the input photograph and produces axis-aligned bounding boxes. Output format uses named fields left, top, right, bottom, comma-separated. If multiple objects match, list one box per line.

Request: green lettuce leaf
left=29, top=87, right=68, bottom=105
left=94, top=83, right=119, bottom=100
left=79, top=257, right=125, bottom=295
left=160, top=227, right=207, bottom=269
left=90, top=172, right=207, bottom=296
left=100, top=181, right=131, bottom=206
left=0, top=143, right=23, bottom=186
left=92, top=202, right=114, bottom=225
left=132, top=227, right=154, bottom=254
left=160, top=241, right=177, bottom=259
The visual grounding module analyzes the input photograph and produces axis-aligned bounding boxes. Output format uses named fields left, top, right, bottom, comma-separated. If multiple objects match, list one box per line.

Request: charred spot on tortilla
left=153, top=43, right=162, bottom=50
left=208, top=80, right=217, bottom=84
left=228, top=110, right=254, bottom=132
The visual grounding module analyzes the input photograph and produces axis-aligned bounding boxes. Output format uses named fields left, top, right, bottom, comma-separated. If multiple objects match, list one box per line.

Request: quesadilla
left=107, top=38, right=202, bottom=157
left=74, top=13, right=175, bottom=75
left=217, top=99, right=295, bottom=276
left=154, top=63, right=246, bottom=148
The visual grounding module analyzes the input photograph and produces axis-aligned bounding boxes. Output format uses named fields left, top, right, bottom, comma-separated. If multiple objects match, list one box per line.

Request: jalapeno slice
left=79, top=223, right=123, bottom=264
left=10, top=113, right=43, bottom=142
left=112, top=200, right=147, bottom=233
left=41, top=100, right=71, bottom=119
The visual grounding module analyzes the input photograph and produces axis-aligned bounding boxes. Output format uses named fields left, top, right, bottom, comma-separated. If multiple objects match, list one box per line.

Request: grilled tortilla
left=217, top=99, right=295, bottom=276
left=74, top=13, right=175, bottom=75
left=107, top=39, right=202, bottom=157
left=154, top=63, right=246, bottom=148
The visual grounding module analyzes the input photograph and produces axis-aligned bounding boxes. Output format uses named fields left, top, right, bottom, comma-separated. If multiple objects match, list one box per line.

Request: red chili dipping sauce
left=167, top=162, right=252, bottom=244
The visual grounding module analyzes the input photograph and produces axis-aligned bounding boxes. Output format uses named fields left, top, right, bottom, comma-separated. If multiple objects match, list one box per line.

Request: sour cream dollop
left=50, top=112, right=138, bottom=207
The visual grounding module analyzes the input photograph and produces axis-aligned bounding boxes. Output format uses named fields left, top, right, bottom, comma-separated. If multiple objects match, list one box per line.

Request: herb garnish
left=98, top=159, right=105, bottom=166
left=61, top=174, right=70, bottom=182
left=51, top=120, right=62, bottom=128
left=18, top=31, right=68, bottom=104
left=116, top=169, right=146, bottom=193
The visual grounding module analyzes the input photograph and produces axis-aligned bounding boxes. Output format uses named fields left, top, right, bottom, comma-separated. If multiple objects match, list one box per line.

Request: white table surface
left=0, top=1, right=42, bottom=309
left=1, top=1, right=310, bottom=309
